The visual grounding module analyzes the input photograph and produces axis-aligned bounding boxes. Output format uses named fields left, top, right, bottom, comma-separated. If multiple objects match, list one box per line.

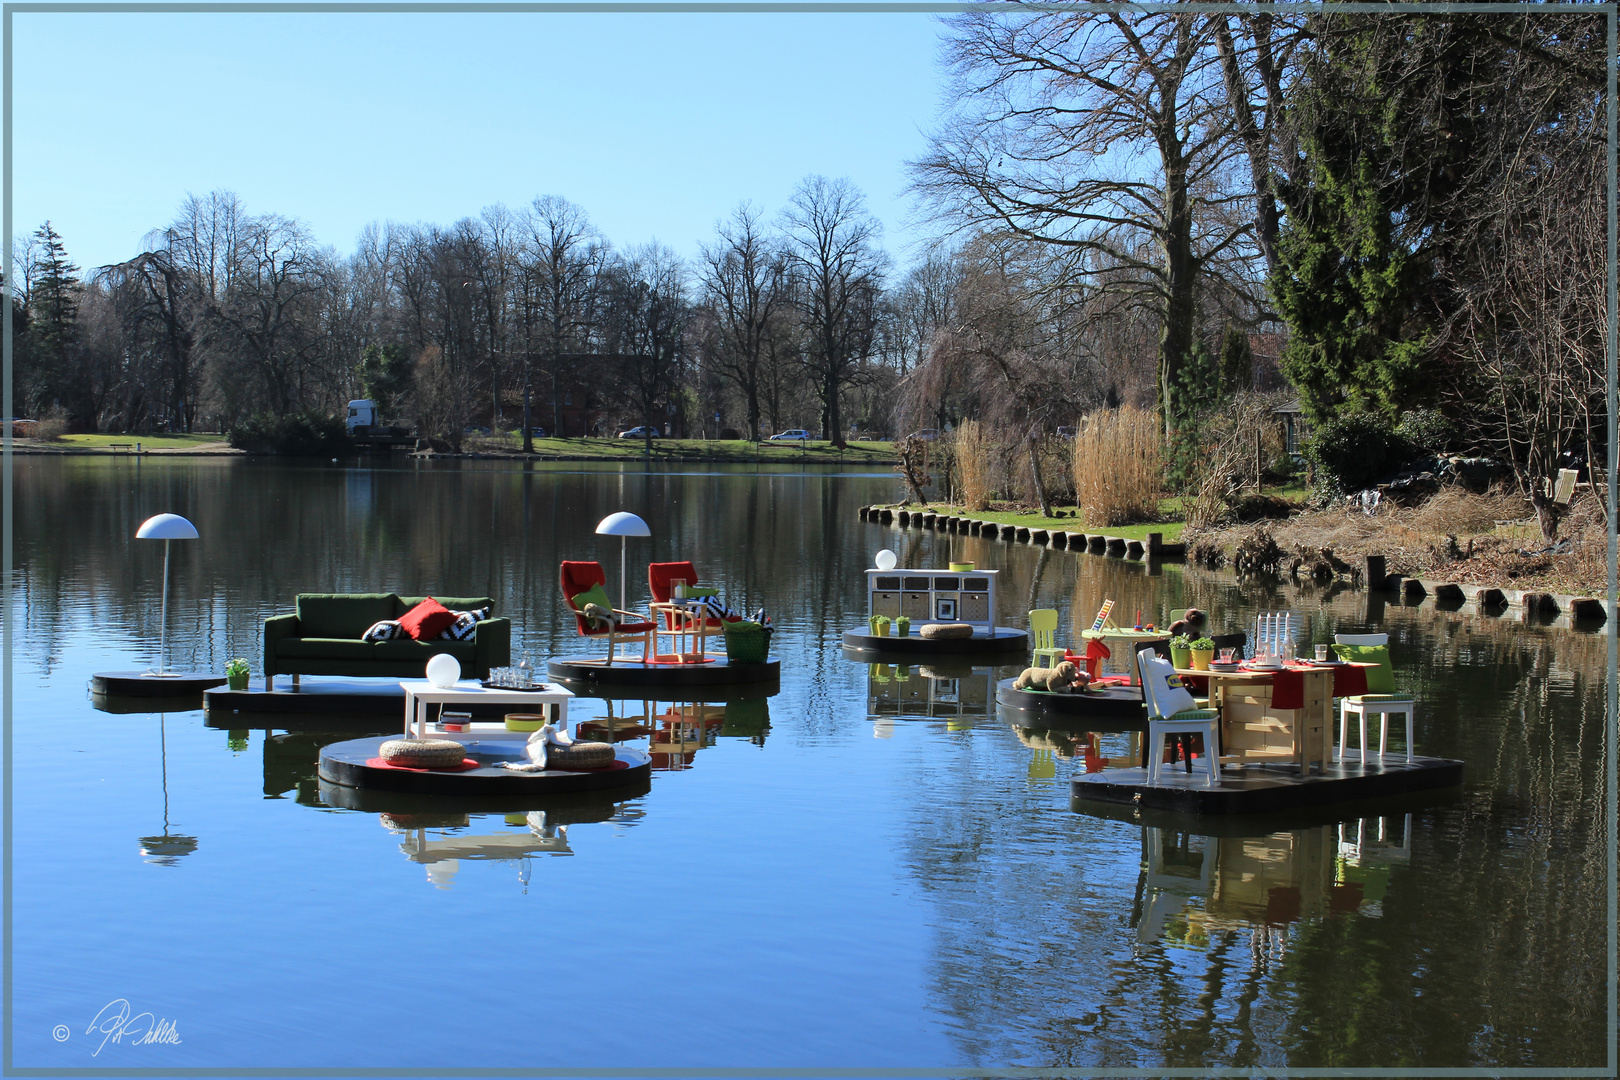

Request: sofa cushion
left=439, top=607, right=490, bottom=641
left=399, top=597, right=457, bottom=641
left=296, top=593, right=399, bottom=638
left=277, top=637, right=378, bottom=661
left=398, top=596, right=494, bottom=618
left=362, top=619, right=405, bottom=642
left=372, top=639, right=477, bottom=665
left=1331, top=643, right=1397, bottom=694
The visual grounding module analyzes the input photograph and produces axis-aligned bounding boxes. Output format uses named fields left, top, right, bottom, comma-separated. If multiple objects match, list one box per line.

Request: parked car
left=769, top=429, right=813, bottom=441
left=618, top=425, right=660, bottom=439
left=907, top=428, right=940, bottom=442
left=527, top=427, right=548, bottom=438
left=463, top=425, right=492, bottom=436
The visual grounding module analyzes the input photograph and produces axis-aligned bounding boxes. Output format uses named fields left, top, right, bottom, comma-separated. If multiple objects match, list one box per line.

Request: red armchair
left=560, top=561, right=656, bottom=665
left=647, top=561, right=729, bottom=632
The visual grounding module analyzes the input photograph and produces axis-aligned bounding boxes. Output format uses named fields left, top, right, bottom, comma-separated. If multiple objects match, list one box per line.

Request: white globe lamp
left=425, top=653, right=461, bottom=689
left=135, top=513, right=199, bottom=677
left=874, top=549, right=898, bottom=571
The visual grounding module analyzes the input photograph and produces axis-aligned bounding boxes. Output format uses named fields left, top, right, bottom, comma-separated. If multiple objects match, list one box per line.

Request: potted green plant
left=225, top=657, right=251, bottom=691
left=895, top=615, right=911, bottom=636
left=869, top=614, right=892, bottom=637
left=1188, top=637, right=1216, bottom=671
left=1169, top=635, right=1192, bottom=670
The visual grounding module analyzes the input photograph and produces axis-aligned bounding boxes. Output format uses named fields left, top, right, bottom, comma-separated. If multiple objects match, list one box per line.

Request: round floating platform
left=318, top=735, right=652, bottom=796
left=92, top=690, right=214, bottom=715
left=995, top=677, right=1146, bottom=724
left=841, top=627, right=1028, bottom=657
left=547, top=655, right=780, bottom=689
left=316, top=774, right=652, bottom=817
left=91, top=671, right=227, bottom=697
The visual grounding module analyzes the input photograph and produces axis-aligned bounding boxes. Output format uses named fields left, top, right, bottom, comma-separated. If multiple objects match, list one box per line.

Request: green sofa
left=262, top=593, right=510, bottom=687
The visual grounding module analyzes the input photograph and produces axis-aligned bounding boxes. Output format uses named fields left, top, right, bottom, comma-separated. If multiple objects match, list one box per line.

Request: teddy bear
left=1013, top=660, right=1089, bottom=693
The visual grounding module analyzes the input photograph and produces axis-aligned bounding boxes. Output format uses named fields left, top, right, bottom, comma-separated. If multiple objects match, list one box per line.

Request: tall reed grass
left=954, top=420, right=996, bottom=511
left=1072, top=406, right=1163, bottom=526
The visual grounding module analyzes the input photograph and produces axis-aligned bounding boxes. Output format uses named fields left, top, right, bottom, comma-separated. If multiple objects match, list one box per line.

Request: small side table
left=648, top=601, right=711, bottom=662
left=400, top=680, right=574, bottom=739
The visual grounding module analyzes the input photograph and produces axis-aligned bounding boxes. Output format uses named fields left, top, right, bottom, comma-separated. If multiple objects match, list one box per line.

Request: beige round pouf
left=379, top=738, right=468, bottom=768
left=545, top=741, right=616, bottom=769
left=919, top=623, right=975, bottom=640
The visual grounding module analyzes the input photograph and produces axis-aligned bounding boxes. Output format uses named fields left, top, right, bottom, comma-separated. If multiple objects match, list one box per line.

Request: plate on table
left=480, top=680, right=550, bottom=692
left=1208, top=661, right=1242, bottom=672
left=1298, top=658, right=1344, bottom=666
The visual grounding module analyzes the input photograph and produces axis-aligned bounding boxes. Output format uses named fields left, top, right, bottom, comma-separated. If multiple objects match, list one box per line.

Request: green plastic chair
left=1029, top=609, right=1065, bottom=667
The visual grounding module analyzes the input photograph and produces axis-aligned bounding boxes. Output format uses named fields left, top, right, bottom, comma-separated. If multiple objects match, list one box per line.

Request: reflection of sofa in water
left=263, top=593, right=510, bottom=685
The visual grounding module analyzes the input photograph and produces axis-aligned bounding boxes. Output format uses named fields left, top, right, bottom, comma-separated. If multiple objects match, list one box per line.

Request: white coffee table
left=400, top=679, right=574, bottom=739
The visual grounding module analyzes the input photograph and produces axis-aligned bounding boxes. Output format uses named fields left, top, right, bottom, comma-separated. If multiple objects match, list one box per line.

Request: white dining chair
left=1333, top=632, right=1416, bottom=763
left=1138, top=648, right=1222, bottom=787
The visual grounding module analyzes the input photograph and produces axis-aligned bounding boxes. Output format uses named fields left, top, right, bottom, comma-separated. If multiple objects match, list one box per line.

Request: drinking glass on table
left=672, top=578, right=687, bottom=600
left=1314, top=645, right=1330, bottom=662
left=1217, top=648, right=1236, bottom=664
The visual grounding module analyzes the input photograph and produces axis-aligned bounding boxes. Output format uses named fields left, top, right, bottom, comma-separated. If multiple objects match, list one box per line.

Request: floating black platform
left=91, top=670, right=226, bottom=697
left=547, top=655, right=780, bottom=689
left=840, top=627, right=1028, bottom=656
left=996, top=678, right=1147, bottom=724
left=1070, top=755, right=1464, bottom=815
left=316, top=774, right=651, bottom=817
left=1071, top=783, right=1463, bottom=834
left=318, top=735, right=652, bottom=796
left=203, top=677, right=542, bottom=721
left=92, top=690, right=212, bottom=715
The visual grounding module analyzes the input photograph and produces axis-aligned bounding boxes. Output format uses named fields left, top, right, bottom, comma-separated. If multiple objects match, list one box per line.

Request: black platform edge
left=203, top=678, right=553, bottom=719
left=1069, top=756, right=1464, bottom=815
left=840, top=627, right=1029, bottom=656
left=91, top=671, right=226, bottom=697
left=1070, top=783, right=1464, bottom=835
left=317, top=775, right=652, bottom=818
left=547, top=656, right=781, bottom=688
left=996, top=678, right=1147, bottom=723
left=92, top=691, right=210, bottom=715
left=318, top=737, right=653, bottom=796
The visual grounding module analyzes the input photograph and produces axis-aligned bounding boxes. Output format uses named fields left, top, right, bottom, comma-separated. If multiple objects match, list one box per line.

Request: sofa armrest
left=263, top=613, right=299, bottom=677
left=472, top=617, right=511, bottom=676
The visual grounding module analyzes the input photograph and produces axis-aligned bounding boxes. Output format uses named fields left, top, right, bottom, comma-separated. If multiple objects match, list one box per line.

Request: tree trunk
left=1028, top=435, right=1053, bottom=517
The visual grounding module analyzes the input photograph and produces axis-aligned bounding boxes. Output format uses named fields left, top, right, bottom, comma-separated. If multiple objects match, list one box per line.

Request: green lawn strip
left=50, top=433, right=229, bottom=449
left=881, top=502, right=1187, bottom=543
left=476, top=435, right=896, bottom=462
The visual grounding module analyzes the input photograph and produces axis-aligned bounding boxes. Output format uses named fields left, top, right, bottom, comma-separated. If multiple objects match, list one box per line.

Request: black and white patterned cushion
left=362, top=619, right=404, bottom=642
left=438, top=607, right=490, bottom=641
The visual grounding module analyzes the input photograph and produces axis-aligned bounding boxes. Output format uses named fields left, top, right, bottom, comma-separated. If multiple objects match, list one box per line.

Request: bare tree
left=781, top=176, right=888, bottom=447
left=698, top=202, right=786, bottom=441
left=520, top=195, right=605, bottom=442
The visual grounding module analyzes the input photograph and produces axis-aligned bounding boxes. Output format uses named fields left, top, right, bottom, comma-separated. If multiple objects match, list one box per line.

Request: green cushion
left=685, top=587, right=720, bottom=599
left=296, top=593, right=398, bottom=638
left=397, top=596, right=494, bottom=617
left=1332, top=643, right=1397, bottom=693
left=372, top=639, right=477, bottom=663
left=276, top=637, right=377, bottom=660
left=570, top=585, right=613, bottom=613
left=1167, top=708, right=1219, bottom=721
left=1349, top=693, right=1415, bottom=703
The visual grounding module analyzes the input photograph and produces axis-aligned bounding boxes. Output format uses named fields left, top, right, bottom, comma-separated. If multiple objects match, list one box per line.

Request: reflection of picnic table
left=1172, top=663, right=1372, bottom=774
left=1080, top=628, right=1167, bottom=685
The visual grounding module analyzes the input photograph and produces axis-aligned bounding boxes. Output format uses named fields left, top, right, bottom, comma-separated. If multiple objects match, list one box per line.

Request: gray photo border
left=1, top=2, right=1615, bottom=1077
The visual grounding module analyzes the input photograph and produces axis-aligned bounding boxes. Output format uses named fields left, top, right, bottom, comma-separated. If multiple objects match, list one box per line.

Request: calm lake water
left=7, top=455, right=1612, bottom=1072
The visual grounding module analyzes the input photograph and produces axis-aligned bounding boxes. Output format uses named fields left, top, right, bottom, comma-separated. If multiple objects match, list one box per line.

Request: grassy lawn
left=471, top=433, right=896, bottom=463
left=46, top=433, right=230, bottom=450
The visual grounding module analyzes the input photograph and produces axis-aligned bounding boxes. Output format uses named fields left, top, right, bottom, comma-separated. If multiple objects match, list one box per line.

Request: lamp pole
left=136, top=513, right=199, bottom=678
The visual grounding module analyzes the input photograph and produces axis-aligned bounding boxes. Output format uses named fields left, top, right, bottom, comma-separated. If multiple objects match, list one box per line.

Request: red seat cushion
left=398, top=597, right=457, bottom=641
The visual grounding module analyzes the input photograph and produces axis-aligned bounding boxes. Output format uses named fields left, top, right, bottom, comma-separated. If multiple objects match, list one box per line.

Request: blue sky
left=10, top=8, right=952, bottom=275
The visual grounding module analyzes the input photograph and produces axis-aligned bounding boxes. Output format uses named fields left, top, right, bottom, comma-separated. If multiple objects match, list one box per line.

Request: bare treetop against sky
left=11, top=10, right=944, bottom=271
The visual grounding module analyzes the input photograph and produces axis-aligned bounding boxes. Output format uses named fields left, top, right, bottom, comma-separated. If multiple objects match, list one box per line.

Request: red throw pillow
left=398, top=597, right=457, bottom=641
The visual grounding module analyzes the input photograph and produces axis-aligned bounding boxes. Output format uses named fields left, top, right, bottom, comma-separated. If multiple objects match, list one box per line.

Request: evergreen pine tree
left=24, top=221, right=84, bottom=422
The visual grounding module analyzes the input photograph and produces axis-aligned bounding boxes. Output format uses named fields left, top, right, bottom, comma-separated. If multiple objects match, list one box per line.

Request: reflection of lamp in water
left=595, top=512, right=651, bottom=611
left=139, top=715, right=198, bottom=865
left=135, top=513, right=199, bottom=677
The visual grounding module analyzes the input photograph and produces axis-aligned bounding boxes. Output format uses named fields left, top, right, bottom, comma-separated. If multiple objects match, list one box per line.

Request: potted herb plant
left=895, top=615, right=911, bottom=636
left=1188, top=637, right=1216, bottom=671
left=1169, top=635, right=1192, bottom=670
left=869, top=614, right=892, bottom=637
left=225, top=657, right=251, bottom=691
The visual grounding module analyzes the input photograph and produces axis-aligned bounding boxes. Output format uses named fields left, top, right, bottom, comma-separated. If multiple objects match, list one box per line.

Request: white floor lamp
left=137, top=513, right=199, bottom=677
left=595, top=512, right=651, bottom=611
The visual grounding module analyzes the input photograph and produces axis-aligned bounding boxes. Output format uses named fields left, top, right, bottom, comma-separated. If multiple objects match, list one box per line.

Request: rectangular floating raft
left=1070, top=755, right=1463, bottom=815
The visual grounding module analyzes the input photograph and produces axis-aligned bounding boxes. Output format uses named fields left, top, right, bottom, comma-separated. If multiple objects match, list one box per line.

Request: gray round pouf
left=547, top=741, right=616, bottom=769
left=379, top=739, right=468, bottom=768
left=919, top=623, right=975, bottom=640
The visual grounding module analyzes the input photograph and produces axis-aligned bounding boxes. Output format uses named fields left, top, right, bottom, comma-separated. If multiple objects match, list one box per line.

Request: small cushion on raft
left=379, top=738, right=468, bottom=768
left=918, top=623, right=974, bottom=640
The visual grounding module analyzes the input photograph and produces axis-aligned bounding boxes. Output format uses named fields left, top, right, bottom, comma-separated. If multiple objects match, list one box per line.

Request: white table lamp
left=595, top=512, right=651, bottom=610
left=136, top=513, right=199, bottom=677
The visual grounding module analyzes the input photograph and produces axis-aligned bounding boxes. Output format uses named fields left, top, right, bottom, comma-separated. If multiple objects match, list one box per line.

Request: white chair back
left=1138, top=648, right=1197, bottom=719
left=1334, top=633, right=1388, bottom=647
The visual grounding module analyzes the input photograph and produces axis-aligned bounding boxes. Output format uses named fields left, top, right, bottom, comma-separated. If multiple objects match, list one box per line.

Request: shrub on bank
left=228, top=412, right=352, bottom=456
left=1304, top=411, right=1412, bottom=495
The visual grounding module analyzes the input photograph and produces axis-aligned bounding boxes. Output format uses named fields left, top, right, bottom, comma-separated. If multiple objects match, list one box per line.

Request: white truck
left=346, top=400, right=377, bottom=434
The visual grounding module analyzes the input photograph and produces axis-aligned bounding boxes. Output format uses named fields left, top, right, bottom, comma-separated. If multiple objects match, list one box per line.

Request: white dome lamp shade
left=874, top=549, right=898, bottom=571
left=135, top=514, right=199, bottom=677
left=595, top=512, right=652, bottom=611
left=425, top=652, right=461, bottom=690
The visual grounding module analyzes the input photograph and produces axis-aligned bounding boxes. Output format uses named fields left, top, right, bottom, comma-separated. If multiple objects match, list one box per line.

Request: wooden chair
left=1137, top=647, right=1222, bottom=786
left=1029, top=609, right=1065, bottom=667
left=560, top=561, right=656, bottom=665
left=648, top=561, right=727, bottom=631
left=1333, top=632, right=1416, bottom=763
